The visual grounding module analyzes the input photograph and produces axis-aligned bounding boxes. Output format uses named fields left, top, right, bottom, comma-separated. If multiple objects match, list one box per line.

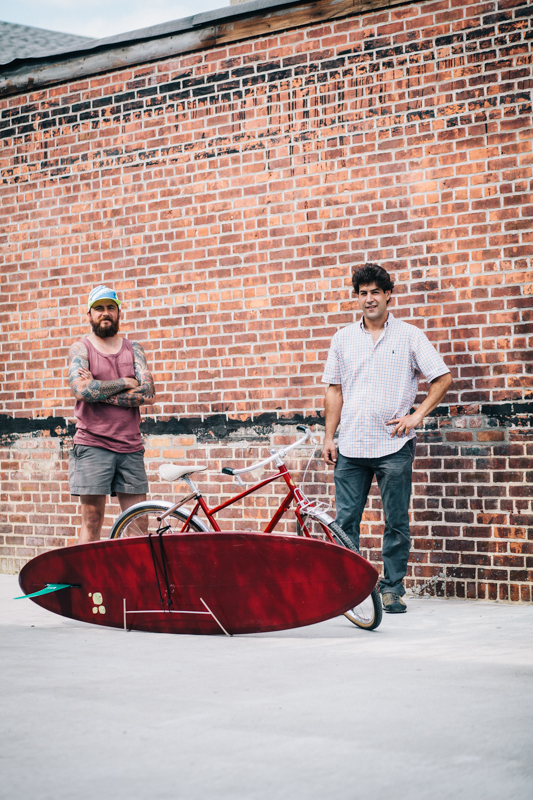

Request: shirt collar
left=359, top=311, right=395, bottom=332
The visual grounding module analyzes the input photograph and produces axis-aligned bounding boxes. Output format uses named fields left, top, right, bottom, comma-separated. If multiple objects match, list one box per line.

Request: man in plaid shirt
left=322, top=264, right=452, bottom=613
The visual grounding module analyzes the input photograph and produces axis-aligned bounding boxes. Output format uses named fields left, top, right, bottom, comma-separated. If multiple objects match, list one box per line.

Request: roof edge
left=1, top=0, right=298, bottom=67
left=0, top=0, right=412, bottom=99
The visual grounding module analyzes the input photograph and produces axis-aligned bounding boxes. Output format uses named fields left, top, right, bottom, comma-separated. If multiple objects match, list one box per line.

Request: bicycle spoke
left=110, top=504, right=206, bottom=539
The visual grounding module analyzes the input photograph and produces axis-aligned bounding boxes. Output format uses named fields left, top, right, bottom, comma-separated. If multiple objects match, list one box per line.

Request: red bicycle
left=109, top=426, right=382, bottom=630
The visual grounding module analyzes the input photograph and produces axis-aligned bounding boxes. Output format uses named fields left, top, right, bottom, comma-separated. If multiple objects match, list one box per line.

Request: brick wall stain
left=0, top=0, right=532, bottom=600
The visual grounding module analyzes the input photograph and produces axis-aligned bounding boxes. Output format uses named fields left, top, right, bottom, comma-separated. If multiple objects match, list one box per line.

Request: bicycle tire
left=297, top=515, right=382, bottom=631
left=109, top=502, right=207, bottom=539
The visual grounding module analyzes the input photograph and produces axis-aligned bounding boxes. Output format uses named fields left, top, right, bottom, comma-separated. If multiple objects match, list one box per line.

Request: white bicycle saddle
left=158, top=464, right=208, bottom=482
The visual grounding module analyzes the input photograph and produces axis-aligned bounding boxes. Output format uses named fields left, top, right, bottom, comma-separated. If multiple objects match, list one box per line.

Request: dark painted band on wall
left=0, top=402, right=531, bottom=444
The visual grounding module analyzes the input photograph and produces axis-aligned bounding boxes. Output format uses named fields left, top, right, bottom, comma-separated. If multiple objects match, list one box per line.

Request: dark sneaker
left=382, top=592, right=407, bottom=614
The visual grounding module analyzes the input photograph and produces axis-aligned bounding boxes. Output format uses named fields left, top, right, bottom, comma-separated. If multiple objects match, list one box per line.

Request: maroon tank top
left=73, top=338, right=143, bottom=453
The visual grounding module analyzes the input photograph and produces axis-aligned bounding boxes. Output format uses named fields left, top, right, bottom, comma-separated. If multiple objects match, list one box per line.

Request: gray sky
left=0, top=0, right=229, bottom=39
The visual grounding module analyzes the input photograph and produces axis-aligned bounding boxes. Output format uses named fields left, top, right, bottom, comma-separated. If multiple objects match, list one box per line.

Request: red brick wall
left=1, top=0, right=532, bottom=600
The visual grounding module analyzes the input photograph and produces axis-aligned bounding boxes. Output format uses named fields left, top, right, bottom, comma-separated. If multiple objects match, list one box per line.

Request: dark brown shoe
left=382, top=592, right=407, bottom=613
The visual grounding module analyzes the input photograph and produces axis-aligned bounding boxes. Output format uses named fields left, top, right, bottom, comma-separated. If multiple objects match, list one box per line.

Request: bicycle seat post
left=183, top=475, right=199, bottom=494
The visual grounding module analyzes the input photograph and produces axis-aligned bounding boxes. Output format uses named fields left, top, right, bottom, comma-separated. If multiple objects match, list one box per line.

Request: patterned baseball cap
left=88, top=285, right=121, bottom=311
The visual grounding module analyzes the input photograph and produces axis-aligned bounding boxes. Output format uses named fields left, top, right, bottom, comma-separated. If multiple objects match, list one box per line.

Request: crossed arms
left=68, top=341, right=156, bottom=407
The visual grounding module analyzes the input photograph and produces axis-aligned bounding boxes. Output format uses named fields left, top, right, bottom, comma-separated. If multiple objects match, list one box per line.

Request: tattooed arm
left=68, top=341, right=139, bottom=402
left=98, top=342, right=155, bottom=408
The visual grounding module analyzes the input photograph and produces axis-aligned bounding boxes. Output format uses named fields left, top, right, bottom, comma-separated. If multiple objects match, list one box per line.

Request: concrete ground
left=1, top=574, right=532, bottom=800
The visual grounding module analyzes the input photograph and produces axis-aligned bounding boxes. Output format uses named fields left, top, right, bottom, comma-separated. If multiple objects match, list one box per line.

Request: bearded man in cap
left=68, top=286, right=156, bottom=543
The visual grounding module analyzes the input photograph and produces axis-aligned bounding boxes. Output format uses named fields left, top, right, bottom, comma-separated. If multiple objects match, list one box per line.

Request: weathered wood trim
left=0, top=0, right=413, bottom=98
left=0, top=29, right=218, bottom=98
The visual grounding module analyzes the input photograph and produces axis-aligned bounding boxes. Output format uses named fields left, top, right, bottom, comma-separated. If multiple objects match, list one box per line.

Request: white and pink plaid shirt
left=322, top=313, right=450, bottom=458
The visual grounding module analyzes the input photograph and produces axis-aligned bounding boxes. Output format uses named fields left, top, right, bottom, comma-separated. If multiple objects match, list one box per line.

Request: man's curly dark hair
left=352, top=263, right=394, bottom=303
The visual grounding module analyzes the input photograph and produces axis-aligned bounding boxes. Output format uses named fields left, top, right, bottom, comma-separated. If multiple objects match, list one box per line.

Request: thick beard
left=90, top=317, right=120, bottom=338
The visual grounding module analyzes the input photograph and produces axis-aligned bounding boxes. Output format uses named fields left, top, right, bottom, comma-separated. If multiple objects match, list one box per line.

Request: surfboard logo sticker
left=89, top=592, right=106, bottom=615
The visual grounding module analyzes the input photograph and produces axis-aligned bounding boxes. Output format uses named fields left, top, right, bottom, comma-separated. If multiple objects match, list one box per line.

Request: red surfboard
left=18, top=532, right=378, bottom=635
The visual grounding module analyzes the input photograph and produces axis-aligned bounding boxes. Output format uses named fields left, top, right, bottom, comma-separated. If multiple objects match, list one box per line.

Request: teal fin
left=15, top=584, right=73, bottom=599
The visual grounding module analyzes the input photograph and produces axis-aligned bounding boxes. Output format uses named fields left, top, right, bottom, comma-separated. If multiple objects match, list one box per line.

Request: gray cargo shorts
left=69, top=444, right=148, bottom=497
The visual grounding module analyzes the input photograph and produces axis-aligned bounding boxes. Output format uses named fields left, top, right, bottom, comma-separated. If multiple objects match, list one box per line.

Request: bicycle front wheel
left=297, top=515, right=382, bottom=631
left=109, top=502, right=207, bottom=539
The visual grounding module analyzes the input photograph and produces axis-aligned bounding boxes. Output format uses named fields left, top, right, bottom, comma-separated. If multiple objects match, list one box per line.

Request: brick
left=477, top=430, right=506, bottom=441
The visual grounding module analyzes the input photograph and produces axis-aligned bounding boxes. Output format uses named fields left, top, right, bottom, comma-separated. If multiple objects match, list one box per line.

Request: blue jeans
left=334, top=441, right=413, bottom=596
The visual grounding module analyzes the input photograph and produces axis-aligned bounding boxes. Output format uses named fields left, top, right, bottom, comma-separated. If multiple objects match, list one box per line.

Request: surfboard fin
left=14, top=584, right=76, bottom=599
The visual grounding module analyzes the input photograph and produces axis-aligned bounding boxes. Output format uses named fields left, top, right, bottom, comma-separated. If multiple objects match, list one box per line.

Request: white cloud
left=0, top=0, right=228, bottom=39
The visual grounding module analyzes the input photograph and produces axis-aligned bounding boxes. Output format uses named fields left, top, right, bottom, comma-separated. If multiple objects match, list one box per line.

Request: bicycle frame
left=173, top=458, right=336, bottom=543
left=111, top=426, right=382, bottom=630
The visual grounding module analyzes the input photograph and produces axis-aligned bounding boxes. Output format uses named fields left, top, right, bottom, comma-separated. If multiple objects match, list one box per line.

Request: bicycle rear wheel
left=109, top=502, right=207, bottom=539
left=298, top=515, right=382, bottom=631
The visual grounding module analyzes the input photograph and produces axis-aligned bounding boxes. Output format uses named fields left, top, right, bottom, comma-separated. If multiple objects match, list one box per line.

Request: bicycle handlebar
left=221, top=427, right=316, bottom=477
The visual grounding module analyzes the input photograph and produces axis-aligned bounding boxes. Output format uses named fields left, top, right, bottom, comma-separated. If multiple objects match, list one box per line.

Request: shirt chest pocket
left=115, top=354, right=136, bottom=380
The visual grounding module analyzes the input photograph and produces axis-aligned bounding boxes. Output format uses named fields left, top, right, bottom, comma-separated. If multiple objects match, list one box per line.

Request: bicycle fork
left=268, top=453, right=337, bottom=543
